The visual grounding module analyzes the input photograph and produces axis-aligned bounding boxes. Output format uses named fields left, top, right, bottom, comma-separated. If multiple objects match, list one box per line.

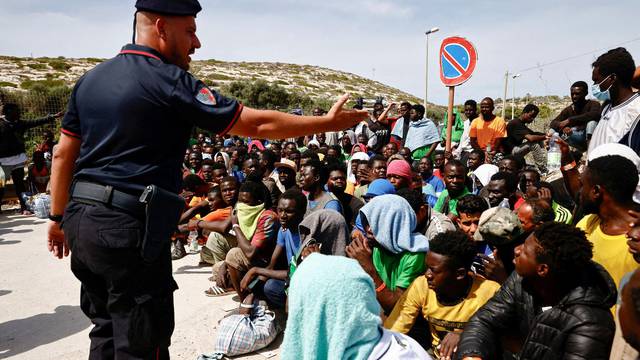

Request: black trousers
left=63, top=201, right=177, bottom=360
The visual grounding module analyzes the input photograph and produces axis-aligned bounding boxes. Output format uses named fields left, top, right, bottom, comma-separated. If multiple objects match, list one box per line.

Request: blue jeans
left=262, top=279, right=286, bottom=309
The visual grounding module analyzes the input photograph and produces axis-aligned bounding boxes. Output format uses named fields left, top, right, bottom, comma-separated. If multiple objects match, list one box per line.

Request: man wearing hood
left=457, top=222, right=616, bottom=360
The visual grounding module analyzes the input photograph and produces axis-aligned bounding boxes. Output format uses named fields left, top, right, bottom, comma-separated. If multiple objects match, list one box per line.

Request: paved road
left=0, top=213, right=281, bottom=359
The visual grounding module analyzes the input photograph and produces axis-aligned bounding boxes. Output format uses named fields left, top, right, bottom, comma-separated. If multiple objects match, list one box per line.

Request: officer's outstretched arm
left=229, top=94, right=368, bottom=139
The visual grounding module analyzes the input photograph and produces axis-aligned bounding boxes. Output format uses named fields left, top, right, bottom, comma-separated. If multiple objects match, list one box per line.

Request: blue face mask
left=592, top=75, right=613, bottom=101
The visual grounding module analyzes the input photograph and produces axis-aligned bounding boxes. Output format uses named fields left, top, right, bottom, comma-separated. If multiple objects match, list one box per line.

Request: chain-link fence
left=0, top=87, right=70, bottom=157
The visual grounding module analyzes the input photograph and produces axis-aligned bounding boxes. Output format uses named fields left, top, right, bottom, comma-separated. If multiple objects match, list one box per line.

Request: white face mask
left=591, top=74, right=613, bottom=101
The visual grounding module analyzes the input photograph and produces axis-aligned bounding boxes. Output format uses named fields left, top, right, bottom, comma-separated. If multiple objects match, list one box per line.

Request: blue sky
left=0, top=0, right=637, bottom=105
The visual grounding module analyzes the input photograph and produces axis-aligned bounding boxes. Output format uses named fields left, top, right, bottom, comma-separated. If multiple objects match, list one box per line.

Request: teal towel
left=281, top=254, right=382, bottom=360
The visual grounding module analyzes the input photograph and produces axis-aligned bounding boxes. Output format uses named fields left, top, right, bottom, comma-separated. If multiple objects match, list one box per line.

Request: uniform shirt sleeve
left=172, top=73, right=243, bottom=135
left=61, top=78, right=83, bottom=139
left=384, top=276, right=427, bottom=333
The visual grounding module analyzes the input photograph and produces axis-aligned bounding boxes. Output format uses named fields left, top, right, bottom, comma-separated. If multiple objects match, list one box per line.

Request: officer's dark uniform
left=60, top=1, right=242, bottom=358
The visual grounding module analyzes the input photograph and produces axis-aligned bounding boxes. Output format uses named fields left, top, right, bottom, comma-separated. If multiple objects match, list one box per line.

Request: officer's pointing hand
left=326, top=94, right=369, bottom=129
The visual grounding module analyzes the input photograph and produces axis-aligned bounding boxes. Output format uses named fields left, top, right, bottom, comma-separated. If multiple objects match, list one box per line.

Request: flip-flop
left=204, top=285, right=234, bottom=297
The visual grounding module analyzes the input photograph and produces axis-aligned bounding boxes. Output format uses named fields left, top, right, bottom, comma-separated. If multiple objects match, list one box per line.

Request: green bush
left=26, top=63, right=48, bottom=70
left=0, top=81, right=17, bottom=88
left=48, top=60, right=72, bottom=71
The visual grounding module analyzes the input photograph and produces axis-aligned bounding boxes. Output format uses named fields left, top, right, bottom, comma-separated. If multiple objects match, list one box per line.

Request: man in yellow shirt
left=576, top=155, right=640, bottom=289
left=469, top=97, right=507, bottom=161
left=385, top=230, right=500, bottom=360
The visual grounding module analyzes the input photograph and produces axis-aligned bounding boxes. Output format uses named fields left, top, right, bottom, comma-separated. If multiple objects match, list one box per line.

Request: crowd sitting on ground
left=3, top=47, right=640, bottom=359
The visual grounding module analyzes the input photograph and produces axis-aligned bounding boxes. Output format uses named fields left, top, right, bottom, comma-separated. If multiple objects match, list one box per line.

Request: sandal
left=204, top=285, right=234, bottom=297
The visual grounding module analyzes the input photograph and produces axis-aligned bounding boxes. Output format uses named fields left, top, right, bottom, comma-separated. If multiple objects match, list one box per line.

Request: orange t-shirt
left=469, top=116, right=507, bottom=150
left=202, top=207, right=232, bottom=222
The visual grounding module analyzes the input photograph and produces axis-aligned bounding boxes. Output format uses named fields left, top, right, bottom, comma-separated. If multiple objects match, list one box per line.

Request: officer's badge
left=196, top=87, right=217, bottom=106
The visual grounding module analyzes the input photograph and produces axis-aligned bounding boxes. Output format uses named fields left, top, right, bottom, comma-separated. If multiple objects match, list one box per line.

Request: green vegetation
left=26, top=63, right=48, bottom=70
left=48, top=60, right=72, bottom=71
left=20, top=79, right=67, bottom=91
left=0, top=81, right=17, bottom=88
left=210, top=73, right=234, bottom=81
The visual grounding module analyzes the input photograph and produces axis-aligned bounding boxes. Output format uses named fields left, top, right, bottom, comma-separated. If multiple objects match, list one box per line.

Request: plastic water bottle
left=498, top=198, right=510, bottom=209
left=189, top=230, right=199, bottom=253
left=547, top=133, right=561, bottom=173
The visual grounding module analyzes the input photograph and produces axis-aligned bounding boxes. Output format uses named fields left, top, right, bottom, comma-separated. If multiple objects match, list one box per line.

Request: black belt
left=71, top=181, right=145, bottom=217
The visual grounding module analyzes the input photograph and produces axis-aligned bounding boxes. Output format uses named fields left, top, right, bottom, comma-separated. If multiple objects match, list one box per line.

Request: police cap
left=135, top=0, right=202, bottom=16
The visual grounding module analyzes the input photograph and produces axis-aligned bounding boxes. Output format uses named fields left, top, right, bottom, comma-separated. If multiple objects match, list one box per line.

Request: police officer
left=46, top=1, right=367, bottom=358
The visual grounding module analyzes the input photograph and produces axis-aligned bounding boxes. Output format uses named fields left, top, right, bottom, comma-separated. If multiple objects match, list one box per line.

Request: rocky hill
left=0, top=55, right=426, bottom=106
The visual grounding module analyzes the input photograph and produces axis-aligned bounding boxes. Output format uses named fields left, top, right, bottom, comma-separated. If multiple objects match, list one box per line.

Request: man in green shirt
left=346, top=194, right=429, bottom=313
left=434, top=160, right=470, bottom=218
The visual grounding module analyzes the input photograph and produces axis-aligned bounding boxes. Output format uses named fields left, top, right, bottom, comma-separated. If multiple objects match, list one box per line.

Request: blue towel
left=391, top=117, right=440, bottom=152
left=359, top=194, right=429, bottom=254
left=281, top=254, right=383, bottom=360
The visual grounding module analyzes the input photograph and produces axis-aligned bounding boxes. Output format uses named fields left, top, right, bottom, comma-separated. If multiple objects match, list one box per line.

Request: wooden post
left=445, top=86, right=455, bottom=153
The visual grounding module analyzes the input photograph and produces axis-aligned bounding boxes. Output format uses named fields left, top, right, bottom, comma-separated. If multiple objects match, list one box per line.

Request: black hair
left=434, top=150, right=445, bottom=158
left=522, top=103, right=539, bottom=114
left=469, top=149, right=485, bottom=162
left=202, top=159, right=215, bottom=167
left=211, top=162, right=227, bottom=171
left=490, top=171, right=518, bottom=193
left=289, top=149, right=301, bottom=156
left=533, top=222, right=593, bottom=279
left=501, top=155, right=525, bottom=170
left=571, top=81, right=589, bottom=92
left=457, top=194, right=489, bottom=216
left=526, top=198, right=556, bottom=224
left=304, top=159, right=329, bottom=185
left=412, top=104, right=425, bottom=117
left=397, top=188, right=425, bottom=214
left=464, top=99, right=477, bottom=108
left=400, top=101, right=412, bottom=108
left=182, top=174, right=206, bottom=191
left=444, top=159, right=467, bottom=173
left=239, top=180, right=272, bottom=209
left=279, top=188, right=308, bottom=214
left=220, top=176, right=238, bottom=185
left=326, top=161, right=347, bottom=175
left=430, top=230, right=478, bottom=270
left=589, top=155, right=638, bottom=204
left=419, top=155, right=433, bottom=166
left=208, top=186, right=221, bottom=196
left=368, top=154, right=386, bottom=167
left=260, top=149, right=278, bottom=170
left=301, top=149, right=320, bottom=161
left=592, top=47, right=636, bottom=87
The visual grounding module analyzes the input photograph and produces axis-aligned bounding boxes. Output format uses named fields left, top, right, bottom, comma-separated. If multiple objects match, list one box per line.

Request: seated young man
left=300, top=159, right=342, bottom=215
left=485, top=171, right=523, bottom=209
left=225, top=180, right=279, bottom=300
left=396, top=188, right=456, bottom=242
left=457, top=222, right=616, bottom=360
left=434, top=160, right=470, bottom=218
left=326, top=163, right=364, bottom=227
left=347, top=194, right=429, bottom=314
left=385, top=230, right=500, bottom=360
left=455, top=195, right=490, bottom=277
left=239, top=189, right=307, bottom=309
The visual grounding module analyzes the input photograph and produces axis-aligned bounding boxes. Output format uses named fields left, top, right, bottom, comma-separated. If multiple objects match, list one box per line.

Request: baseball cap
left=473, top=207, right=523, bottom=245
left=363, top=179, right=396, bottom=201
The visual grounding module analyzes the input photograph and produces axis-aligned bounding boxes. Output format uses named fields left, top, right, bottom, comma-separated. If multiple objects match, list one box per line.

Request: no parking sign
left=439, top=36, right=478, bottom=152
left=439, top=36, right=478, bottom=87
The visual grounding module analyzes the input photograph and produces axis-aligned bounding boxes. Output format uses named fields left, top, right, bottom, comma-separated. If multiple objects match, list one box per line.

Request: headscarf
left=359, top=194, right=429, bottom=254
left=350, top=143, right=368, bottom=156
left=342, top=130, right=356, bottom=146
left=297, top=209, right=350, bottom=257
left=392, top=117, right=440, bottom=151
left=307, top=139, right=320, bottom=149
left=281, top=254, right=382, bottom=360
left=588, top=143, right=640, bottom=204
left=387, top=159, right=413, bottom=181
left=248, top=140, right=265, bottom=152
left=347, top=151, right=370, bottom=184
left=364, top=179, right=396, bottom=197
left=472, top=164, right=499, bottom=187
left=214, top=151, right=232, bottom=173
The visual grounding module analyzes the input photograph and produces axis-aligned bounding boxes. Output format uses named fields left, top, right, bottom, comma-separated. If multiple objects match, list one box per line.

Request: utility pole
left=424, top=27, right=439, bottom=111
left=502, top=70, right=509, bottom=120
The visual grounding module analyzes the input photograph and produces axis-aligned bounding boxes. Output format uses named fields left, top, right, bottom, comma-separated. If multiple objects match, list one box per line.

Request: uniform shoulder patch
left=196, top=86, right=217, bottom=106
